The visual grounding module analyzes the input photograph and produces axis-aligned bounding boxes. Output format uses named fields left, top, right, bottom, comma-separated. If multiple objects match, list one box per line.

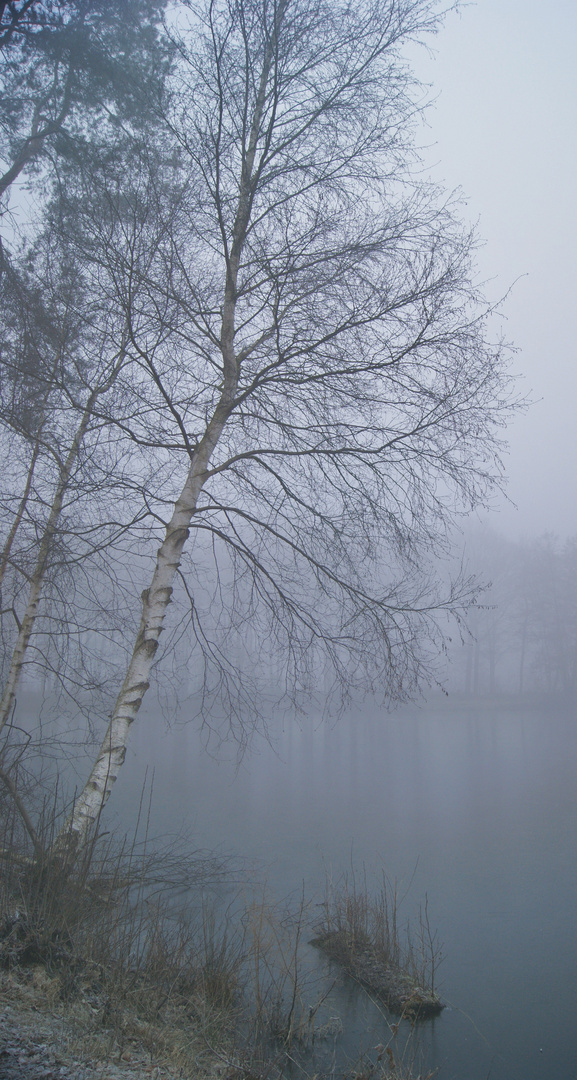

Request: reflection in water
left=106, top=700, right=577, bottom=1080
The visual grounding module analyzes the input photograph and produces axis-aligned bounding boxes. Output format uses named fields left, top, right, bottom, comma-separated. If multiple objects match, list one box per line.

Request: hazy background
left=413, top=0, right=577, bottom=540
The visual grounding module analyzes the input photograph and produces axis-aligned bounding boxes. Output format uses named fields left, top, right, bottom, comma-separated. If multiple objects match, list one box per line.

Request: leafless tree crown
left=0, top=0, right=517, bottom=842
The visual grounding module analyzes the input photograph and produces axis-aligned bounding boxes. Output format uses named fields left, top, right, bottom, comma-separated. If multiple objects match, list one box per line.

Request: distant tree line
left=447, top=530, right=577, bottom=699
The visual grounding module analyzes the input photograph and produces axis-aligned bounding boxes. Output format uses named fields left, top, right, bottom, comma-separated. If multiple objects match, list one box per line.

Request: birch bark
left=62, top=433, right=225, bottom=839
left=0, top=437, right=42, bottom=605
left=0, top=394, right=97, bottom=734
left=0, top=358, right=61, bottom=606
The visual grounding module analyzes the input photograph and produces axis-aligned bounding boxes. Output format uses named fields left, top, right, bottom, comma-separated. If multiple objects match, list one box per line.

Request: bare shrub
left=313, top=870, right=444, bottom=1018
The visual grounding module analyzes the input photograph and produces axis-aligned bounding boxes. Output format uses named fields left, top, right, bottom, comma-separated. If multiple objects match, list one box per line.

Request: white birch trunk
left=62, top=420, right=228, bottom=840
left=0, top=396, right=95, bottom=734
left=0, top=438, right=41, bottom=604
left=0, top=365, right=59, bottom=604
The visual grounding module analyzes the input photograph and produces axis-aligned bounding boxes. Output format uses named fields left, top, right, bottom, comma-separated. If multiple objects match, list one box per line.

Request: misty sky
left=413, top=0, right=577, bottom=540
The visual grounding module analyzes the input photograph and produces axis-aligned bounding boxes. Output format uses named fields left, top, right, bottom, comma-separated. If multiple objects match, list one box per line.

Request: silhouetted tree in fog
left=448, top=529, right=577, bottom=699
left=0, top=0, right=519, bottom=850
left=52, top=0, right=516, bottom=843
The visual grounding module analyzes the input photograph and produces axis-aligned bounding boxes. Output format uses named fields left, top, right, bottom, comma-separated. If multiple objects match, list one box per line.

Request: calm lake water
left=106, top=698, right=577, bottom=1080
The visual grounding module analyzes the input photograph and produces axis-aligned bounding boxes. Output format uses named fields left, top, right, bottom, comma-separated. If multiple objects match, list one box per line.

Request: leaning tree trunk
left=61, top=386, right=237, bottom=843
left=61, top=233, right=245, bottom=843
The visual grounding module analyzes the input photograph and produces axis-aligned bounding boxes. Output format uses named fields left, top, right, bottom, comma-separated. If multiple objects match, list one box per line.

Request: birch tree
left=55, top=0, right=515, bottom=844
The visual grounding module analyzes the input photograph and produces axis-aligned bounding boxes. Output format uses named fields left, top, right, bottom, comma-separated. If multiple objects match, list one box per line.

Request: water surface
left=108, top=699, right=577, bottom=1080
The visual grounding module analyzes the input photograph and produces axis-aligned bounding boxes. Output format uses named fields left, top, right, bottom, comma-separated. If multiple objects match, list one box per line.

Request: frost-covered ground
left=0, top=973, right=184, bottom=1080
